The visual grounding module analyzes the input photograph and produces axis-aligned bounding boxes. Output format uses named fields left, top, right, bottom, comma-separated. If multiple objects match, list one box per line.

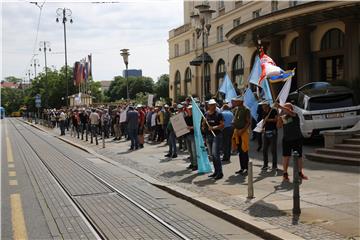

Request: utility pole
left=31, top=58, right=40, bottom=79
left=56, top=8, right=73, bottom=108
left=27, top=69, right=32, bottom=83
left=39, top=41, right=51, bottom=108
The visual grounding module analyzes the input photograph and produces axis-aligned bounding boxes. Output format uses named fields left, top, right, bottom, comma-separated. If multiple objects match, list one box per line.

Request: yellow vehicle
left=10, top=111, right=21, bottom=117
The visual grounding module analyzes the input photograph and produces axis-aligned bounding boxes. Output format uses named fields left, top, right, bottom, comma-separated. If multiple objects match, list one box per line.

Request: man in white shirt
left=89, top=109, right=100, bottom=145
left=59, top=109, right=66, bottom=136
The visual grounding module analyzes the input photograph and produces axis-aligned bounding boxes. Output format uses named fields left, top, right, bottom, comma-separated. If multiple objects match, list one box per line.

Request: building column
left=344, top=18, right=360, bottom=88
left=296, top=27, right=313, bottom=87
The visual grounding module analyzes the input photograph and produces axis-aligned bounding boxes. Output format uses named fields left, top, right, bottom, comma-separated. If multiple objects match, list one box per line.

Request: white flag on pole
left=278, top=77, right=292, bottom=106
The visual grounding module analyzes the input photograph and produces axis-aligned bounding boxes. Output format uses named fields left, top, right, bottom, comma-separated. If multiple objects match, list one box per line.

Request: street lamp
left=56, top=8, right=73, bottom=107
left=191, top=3, right=215, bottom=101
left=39, top=41, right=51, bottom=107
left=30, top=58, right=40, bottom=79
left=120, top=49, right=130, bottom=99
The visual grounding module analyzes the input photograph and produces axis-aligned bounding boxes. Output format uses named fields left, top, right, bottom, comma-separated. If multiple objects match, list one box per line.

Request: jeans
left=263, top=131, right=278, bottom=168
left=168, top=131, right=177, bottom=154
left=206, top=134, right=223, bottom=176
left=80, top=122, right=86, bottom=140
left=59, top=120, right=65, bottom=135
left=222, top=127, right=233, bottom=161
left=90, top=124, right=98, bottom=145
left=186, top=134, right=197, bottom=166
left=237, top=135, right=249, bottom=170
left=128, top=128, right=139, bottom=149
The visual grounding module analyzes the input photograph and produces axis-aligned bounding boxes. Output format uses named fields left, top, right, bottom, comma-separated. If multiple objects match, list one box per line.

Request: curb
left=21, top=120, right=304, bottom=240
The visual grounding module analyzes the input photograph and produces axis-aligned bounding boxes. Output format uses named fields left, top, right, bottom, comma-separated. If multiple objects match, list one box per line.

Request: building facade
left=122, top=69, right=142, bottom=78
left=168, top=1, right=360, bottom=101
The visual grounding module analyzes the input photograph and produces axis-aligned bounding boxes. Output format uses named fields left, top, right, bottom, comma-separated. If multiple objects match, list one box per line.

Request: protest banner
left=170, top=113, right=189, bottom=138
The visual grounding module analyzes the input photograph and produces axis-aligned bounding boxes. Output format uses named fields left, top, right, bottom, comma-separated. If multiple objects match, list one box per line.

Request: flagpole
left=190, top=96, right=216, bottom=137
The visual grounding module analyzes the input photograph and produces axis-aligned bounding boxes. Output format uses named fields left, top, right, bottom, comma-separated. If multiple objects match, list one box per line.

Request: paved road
left=1, top=118, right=261, bottom=240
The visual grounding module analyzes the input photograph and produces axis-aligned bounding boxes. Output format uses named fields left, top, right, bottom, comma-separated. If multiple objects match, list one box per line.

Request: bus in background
left=0, top=107, right=5, bottom=119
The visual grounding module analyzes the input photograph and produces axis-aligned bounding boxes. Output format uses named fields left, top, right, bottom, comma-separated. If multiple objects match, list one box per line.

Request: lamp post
left=190, top=3, right=215, bottom=101
left=39, top=41, right=51, bottom=107
left=30, top=58, right=40, bottom=79
left=120, top=49, right=130, bottom=100
left=56, top=8, right=73, bottom=107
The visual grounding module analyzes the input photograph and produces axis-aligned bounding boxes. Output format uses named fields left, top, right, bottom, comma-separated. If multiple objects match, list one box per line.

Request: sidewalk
left=33, top=123, right=359, bottom=240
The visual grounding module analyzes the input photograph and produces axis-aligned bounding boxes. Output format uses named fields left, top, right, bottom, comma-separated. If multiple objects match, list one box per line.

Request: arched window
left=204, top=64, right=211, bottom=95
left=174, top=71, right=181, bottom=98
left=216, top=59, right=226, bottom=91
left=184, top=67, right=192, bottom=96
left=289, top=37, right=298, bottom=56
left=321, top=28, right=344, bottom=50
left=232, top=54, right=244, bottom=88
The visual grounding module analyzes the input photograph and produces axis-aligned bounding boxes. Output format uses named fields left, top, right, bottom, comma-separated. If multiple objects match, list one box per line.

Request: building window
left=289, top=1, right=298, bottom=7
left=184, top=67, right=192, bottom=96
left=217, top=25, right=224, bottom=43
left=192, top=33, right=196, bottom=50
left=320, top=56, right=344, bottom=83
left=175, top=70, right=181, bottom=98
left=204, top=64, right=211, bottom=96
left=252, top=9, right=261, bottom=19
left=235, top=1, right=243, bottom=8
left=289, top=37, right=298, bottom=56
left=321, top=28, right=344, bottom=50
left=232, top=54, right=244, bottom=88
left=271, top=0, right=278, bottom=12
left=216, top=59, right=226, bottom=90
left=185, top=39, right=190, bottom=54
left=174, top=44, right=179, bottom=57
left=233, top=17, right=241, bottom=28
left=219, top=0, right=225, bottom=9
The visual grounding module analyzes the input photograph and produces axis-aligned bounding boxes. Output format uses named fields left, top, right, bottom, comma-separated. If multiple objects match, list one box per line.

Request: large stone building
left=168, top=1, right=360, bottom=101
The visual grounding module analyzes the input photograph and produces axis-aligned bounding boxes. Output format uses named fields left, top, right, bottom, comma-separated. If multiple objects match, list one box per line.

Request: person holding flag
left=203, top=99, right=224, bottom=180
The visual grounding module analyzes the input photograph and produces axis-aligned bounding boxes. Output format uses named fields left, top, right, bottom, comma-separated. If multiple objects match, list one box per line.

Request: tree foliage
left=106, top=76, right=155, bottom=101
left=154, top=74, right=169, bottom=99
left=1, top=88, right=24, bottom=114
left=4, top=76, right=22, bottom=83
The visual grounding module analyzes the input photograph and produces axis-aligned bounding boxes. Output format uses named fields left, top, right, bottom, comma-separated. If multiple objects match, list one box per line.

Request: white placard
left=120, top=106, right=129, bottom=123
left=147, top=94, right=154, bottom=107
left=170, top=113, right=190, bottom=138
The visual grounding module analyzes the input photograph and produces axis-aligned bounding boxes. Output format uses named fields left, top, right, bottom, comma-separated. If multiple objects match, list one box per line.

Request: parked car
left=289, top=84, right=360, bottom=138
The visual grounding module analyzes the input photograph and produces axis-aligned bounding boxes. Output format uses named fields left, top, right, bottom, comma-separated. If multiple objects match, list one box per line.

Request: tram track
left=10, top=119, right=191, bottom=240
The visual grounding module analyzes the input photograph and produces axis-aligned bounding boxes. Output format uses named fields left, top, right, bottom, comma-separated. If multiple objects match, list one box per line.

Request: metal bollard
left=247, top=160, right=254, bottom=199
left=102, top=131, right=105, bottom=148
left=292, top=151, right=301, bottom=215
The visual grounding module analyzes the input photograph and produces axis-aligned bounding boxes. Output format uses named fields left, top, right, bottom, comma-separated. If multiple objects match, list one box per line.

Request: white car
left=290, top=85, right=360, bottom=138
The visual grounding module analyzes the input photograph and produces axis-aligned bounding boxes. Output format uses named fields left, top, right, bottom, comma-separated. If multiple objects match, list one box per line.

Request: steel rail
left=12, top=119, right=190, bottom=240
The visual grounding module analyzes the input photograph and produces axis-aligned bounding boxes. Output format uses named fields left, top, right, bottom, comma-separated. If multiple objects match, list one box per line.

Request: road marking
left=9, top=171, right=16, bottom=177
left=9, top=180, right=18, bottom=186
left=6, top=137, right=14, bottom=163
left=10, top=194, right=28, bottom=240
left=8, top=163, right=15, bottom=168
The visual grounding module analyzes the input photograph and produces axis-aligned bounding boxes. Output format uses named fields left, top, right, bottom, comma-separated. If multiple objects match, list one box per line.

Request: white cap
left=208, top=99, right=217, bottom=105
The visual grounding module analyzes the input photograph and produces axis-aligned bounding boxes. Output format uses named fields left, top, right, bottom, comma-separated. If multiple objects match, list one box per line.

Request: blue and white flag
left=244, top=88, right=259, bottom=121
left=261, top=79, right=273, bottom=105
left=191, top=97, right=212, bottom=174
left=219, top=74, right=237, bottom=103
left=248, top=55, right=262, bottom=86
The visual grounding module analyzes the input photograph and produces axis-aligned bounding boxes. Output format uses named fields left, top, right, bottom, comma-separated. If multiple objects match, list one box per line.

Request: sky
left=1, top=0, right=183, bottom=82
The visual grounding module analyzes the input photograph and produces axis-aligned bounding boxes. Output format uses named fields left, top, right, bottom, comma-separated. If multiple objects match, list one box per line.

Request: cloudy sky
left=1, top=0, right=183, bottom=82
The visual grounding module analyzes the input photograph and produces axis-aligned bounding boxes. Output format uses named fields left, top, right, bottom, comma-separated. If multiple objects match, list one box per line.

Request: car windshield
left=307, top=94, right=354, bottom=111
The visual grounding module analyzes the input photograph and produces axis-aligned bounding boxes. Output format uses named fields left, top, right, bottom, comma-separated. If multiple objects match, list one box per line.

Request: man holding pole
left=203, top=99, right=224, bottom=180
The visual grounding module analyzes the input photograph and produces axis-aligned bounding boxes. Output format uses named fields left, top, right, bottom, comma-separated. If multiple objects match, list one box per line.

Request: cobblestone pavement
left=38, top=123, right=359, bottom=240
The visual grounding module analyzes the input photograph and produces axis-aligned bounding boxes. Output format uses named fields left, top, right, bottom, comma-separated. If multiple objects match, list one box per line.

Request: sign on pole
left=170, top=113, right=190, bottom=138
left=147, top=94, right=154, bottom=107
left=35, top=94, right=41, bottom=108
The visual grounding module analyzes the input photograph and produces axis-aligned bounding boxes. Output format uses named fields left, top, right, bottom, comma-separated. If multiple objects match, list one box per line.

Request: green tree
left=4, top=76, right=22, bottom=83
left=1, top=88, right=24, bottom=114
left=154, top=74, right=169, bottom=99
left=107, top=76, right=155, bottom=101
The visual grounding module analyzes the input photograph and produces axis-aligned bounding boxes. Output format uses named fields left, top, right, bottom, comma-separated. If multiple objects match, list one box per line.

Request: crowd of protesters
left=37, top=94, right=307, bottom=182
